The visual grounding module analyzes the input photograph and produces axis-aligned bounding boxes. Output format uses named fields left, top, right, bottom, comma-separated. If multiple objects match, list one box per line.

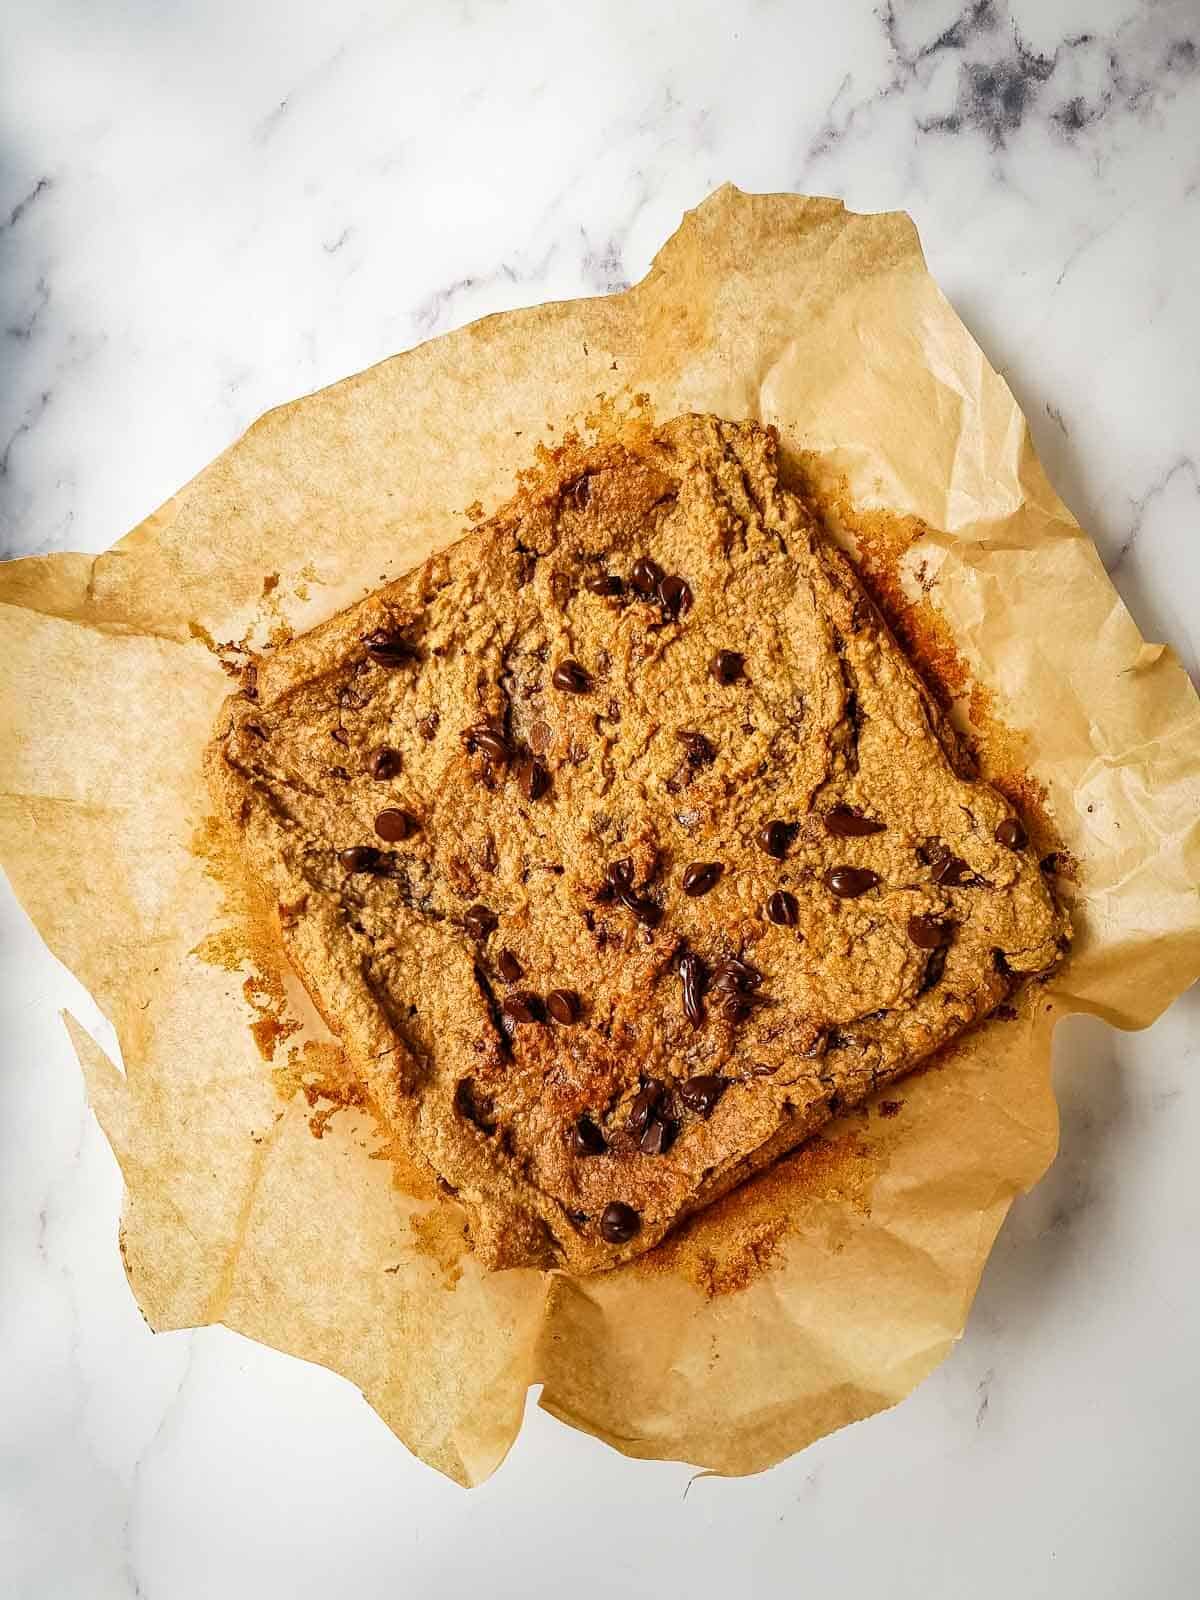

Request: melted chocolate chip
left=373, top=808, right=417, bottom=842
left=907, top=914, right=953, bottom=949
left=551, top=659, right=589, bottom=695
left=585, top=572, right=623, bottom=596
left=825, top=805, right=886, bottom=837
left=519, top=758, right=550, bottom=802
left=765, top=890, right=799, bottom=926
left=417, top=711, right=439, bottom=741
left=606, top=857, right=634, bottom=888
left=721, top=995, right=753, bottom=1024
left=330, top=727, right=350, bottom=747
left=573, top=1116, right=605, bottom=1156
left=363, top=633, right=418, bottom=667
left=825, top=866, right=879, bottom=898
left=677, top=729, right=715, bottom=766
left=462, top=724, right=512, bottom=764
left=995, top=817, right=1027, bottom=850
left=337, top=845, right=381, bottom=874
left=758, top=820, right=792, bottom=859
left=463, top=904, right=498, bottom=940
left=496, top=949, right=523, bottom=983
left=546, top=988, right=581, bottom=1025
left=710, top=957, right=763, bottom=993
left=711, top=649, right=744, bottom=685
left=930, top=851, right=972, bottom=887
left=658, top=574, right=692, bottom=619
left=371, top=747, right=401, bottom=780
left=502, top=992, right=544, bottom=1025
left=680, top=1075, right=725, bottom=1116
left=630, top=556, right=664, bottom=596
left=682, top=861, right=723, bottom=897
left=679, top=951, right=706, bottom=1026
left=627, top=1083, right=663, bottom=1136
left=639, top=1116, right=672, bottom=1156
left=600, top=1201, right=640, bottom=1244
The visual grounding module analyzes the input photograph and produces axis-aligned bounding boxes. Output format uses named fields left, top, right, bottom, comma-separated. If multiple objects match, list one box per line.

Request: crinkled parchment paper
left=2, top=188, right=1198, bottom=1486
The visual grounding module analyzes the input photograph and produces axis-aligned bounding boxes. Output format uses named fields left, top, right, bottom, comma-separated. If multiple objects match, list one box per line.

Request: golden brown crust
left=205, top=415, right=1067, bottom=1273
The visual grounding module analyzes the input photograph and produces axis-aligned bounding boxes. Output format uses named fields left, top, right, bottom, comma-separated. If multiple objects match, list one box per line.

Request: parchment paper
left=2, top=188, right=1198, bottom=1486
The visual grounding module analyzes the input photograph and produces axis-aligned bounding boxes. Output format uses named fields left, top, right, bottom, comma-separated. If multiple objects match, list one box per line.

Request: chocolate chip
left=606, top=856, right=634, bottom=888
left=919, top=945, right=949, bottom=993
left=363, top=633, right=418, bottom=667
left=552, top=659, right=589, bottom=695
left=639, top=1116, right=673, bottom=1156
left=825, top=866, right=879, bottom=898
left=496, top=949, right=524, bottom=983
left=682, top=861, right=723, bottom=897
left=765, top=890, right=798, bottom=926
left=631, top=557, right=664, bottom=597
left=550, top=572, right=573, bottom=610
left=338, top=845, right=381, bottom=874
left=418, top=711, right=440, bottom=741
left=622, top=890, right=661, bottom=927
left=330, top=728, right=350, bottom=747
left=462, top=724, right=512, bottom=764
left=907, top=914, right=953, bottom=949
left=374, top=808, right=417, bottom=842
left=627, top=1083, right=663, bottom=1136
left=519, top=758, right=550, bottom=802
left=502, top=992, right=544, bottom=1025
left=995, top=817, right=1027, bottom=850
left=600, top=1201, right=640, bottom=1244
left=711, top=650, right=744, bottom=685
left=546, top=988, right=581, bottom=1024
left=825, top=805, right=886, bottom=837
left=679, top=951, right=706, bottom=1026
left=573, top=1116, right=605, bottom=1156
left=758, top=820, right=792, bottom=859
left=680, top=1075, right=725, bottom=1116
left=463, top=904, right=498, bottom=940
left=676, top=731, right=715, bottom=770
left=371, top=747, right=401, bottom=780
left=721, top=995, right=752, bottom=1024
left=658, top=574, right=692, bottom=619
left=710, top=957, right=763, bottom=993
left=930, top=851, right=971, bottom=887
left=585, top=572, right=623, bottom=596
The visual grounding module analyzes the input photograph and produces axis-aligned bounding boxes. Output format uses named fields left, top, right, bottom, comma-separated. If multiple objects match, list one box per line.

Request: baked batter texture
left=207, top=415, right=1066, bottom=1272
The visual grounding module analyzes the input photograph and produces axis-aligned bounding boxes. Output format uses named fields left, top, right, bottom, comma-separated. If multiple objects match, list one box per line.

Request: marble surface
left=3, top=1, right=1198, bottom=1595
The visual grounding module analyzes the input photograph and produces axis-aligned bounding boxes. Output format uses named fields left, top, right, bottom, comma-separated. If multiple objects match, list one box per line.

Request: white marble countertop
left=3, top=2, right=1198, bottom=1595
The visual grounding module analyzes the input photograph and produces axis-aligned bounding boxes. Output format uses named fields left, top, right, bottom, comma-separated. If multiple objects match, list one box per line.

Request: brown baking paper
left=2, top=188, right=1198, bottom=1486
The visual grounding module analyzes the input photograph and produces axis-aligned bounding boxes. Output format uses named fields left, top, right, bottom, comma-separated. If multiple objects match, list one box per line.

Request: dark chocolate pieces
left=758, top=820, right=793, bottom=860
left=338, top=845, right=381, bottom=874
left=551, top=659, right=590, bottom=695
left=630, top=556, right=664, bottom=597
left=825, top=866, right=879, bottom=898
left=585, top=572, right=623, bottom=597
left=464, top=904, right=498, bottom=940
left=502, top=992, right=544, bottom=1025
left=681, top=861, right=723, bottom=897
left=825, top=805, right=886, bottom=837
left=907, top=914, right=953, bottom=949
left=546, top=988, right=581, bottom=1025
left=371, top=747, right=401, bottom=780
left=373, top=808, right=417, bottom=842
left=680, top=1075, right=726, bottom=1116
left=710, top=650, right=744, bottom=685
left=679, top=951, right=706, bottom=1026
left=600, top=1201, right=641, bottom=1244
left=995, top=817, right=1028, bottom=850
left=573, top=1117, right=605, bottom=1156
left=765, top=890, right=798, bottom=926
